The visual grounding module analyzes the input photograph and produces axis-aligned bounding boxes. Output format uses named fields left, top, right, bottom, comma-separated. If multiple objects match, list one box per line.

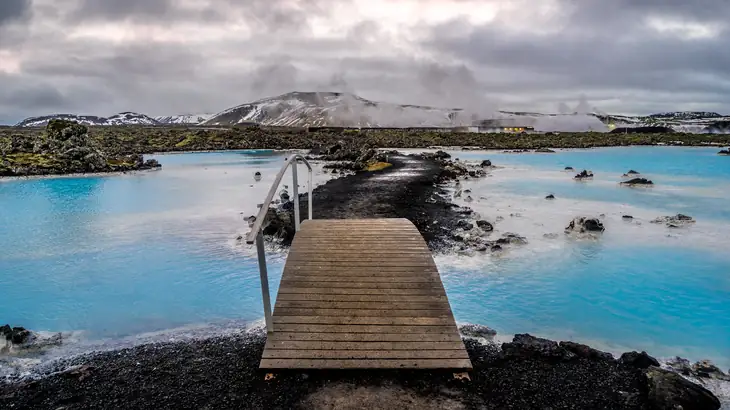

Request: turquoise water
left=1, top=147, right=729, bottom=370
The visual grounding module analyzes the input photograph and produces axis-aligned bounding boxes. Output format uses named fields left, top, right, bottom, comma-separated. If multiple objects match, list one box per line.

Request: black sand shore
left=1, top=152, right=724, bottom=409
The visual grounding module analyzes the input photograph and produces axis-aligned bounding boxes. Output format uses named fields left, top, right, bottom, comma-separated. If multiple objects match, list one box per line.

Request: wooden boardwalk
left=260, top=218, right=472, bottom=370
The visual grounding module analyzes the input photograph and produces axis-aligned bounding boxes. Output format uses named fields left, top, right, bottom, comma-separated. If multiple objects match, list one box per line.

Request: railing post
left=292, top=159, right=300, bottom=231
left=307, top=168, right=313, bottom=220
left=255, top=231, right=273, bottom=334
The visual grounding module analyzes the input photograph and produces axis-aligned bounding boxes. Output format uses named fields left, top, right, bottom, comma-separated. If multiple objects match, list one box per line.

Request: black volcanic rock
left=621, top=178, right=653, bottom=186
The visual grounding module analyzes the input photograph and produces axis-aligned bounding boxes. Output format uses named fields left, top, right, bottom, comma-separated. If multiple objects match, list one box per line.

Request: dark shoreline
left=0, top=328, right=723, bottom=410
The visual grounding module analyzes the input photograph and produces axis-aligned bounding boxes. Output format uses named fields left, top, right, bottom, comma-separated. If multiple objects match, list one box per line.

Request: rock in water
left=619, top=351, right=660, bottom=369
left=621, top=178, right=653, bottom=186
left=565, top=217, right=605, bottom=233
left=545, top=194, right=556, bottom=200
left=459, top=324, right=497, bottom=340
left=495, top=233, right=528, bottom=245
left=559, top=341, right=614, bottom=361
left=565, top=166, right=574, bottom=171
left=254, top=171, right=262, bottom=181
left=480, top=159, right=492, bottom=167
left=502, top=334, right=575, bottom=360
left=717, top=149, right=729, bottom=155
left=535, top=148, right=556, bottom=153
left=651, top=214, right=695, bottom=228
left=645, top=367, right=721, bottom=410
left=1, top=324, right=34, bottom=345
left=476, top=220, right=494, bottom=231
left=622, top=215, right=634, bottom=220
left=574, top=170, right=594, bottom=179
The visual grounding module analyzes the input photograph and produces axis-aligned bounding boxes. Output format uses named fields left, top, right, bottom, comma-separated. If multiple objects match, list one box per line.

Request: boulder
left=626, top=170, right=640, bottom=175
left=645, top=367, right=721, bottom=410
left=545, top=194, right=556, bottom=200
left=574, top=170, right=594, bottom=179
left=564, top=166, right=574, bottom=171
left=502, top=334, right=575, bottom=361
left=559, top=341, right=614, bottom=361
left=622, top=215, right=634, bottom=220
left=476, top=220, right=494, bottom=231
left=1, top=325, right=33, bottom=345
left=717, top=149, right=729, bottom=155
left=619, top=351, right=660, bottom=369
left=480, top=159, right=492, bottom=167
left=621, top=178, right=653, bottom=186
left=565, top=217, right=605, bottom=233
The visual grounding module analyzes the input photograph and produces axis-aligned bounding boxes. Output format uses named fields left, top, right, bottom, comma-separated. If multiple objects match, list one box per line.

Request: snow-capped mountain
left=16, top=112, right=159, bottom=127
left=202, top=91, right=475, bottom=127
left=155, top=114, right=214, bottom=125
left=16, top=114, right=111, bottom=127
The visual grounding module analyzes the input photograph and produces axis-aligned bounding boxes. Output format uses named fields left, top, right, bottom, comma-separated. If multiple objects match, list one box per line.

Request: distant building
left=479, top=126, right=535, bottom=133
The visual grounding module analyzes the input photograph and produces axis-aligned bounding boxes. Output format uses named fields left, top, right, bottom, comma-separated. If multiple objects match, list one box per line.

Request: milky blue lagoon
left=1, top=147, right=729, bottom=373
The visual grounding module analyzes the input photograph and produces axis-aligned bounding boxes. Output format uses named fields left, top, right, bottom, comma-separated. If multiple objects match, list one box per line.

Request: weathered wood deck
left=260, top=218, right=472, bottom=370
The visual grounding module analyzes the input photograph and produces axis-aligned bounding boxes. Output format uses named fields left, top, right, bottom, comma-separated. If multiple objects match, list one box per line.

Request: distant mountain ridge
left=13, top=92, right=730, bottom=132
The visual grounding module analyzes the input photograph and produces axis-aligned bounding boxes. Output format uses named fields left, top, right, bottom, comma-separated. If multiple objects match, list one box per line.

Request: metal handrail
left=246, top=154, right=313, bottom=334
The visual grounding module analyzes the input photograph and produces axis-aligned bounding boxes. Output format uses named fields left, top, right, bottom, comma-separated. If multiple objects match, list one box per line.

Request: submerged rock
left=651, top=214, right=695, bottom=228
left=645, top=367, right=721, bottom=410
left=574, top=170, right=594, bottom=180
left=622, top=215, right=634, bottom=220
left=565, top=217, right=605, bottom=234
left=621, top=177, right=653, bottom=186
left=624, top=170, right=640, bottom=176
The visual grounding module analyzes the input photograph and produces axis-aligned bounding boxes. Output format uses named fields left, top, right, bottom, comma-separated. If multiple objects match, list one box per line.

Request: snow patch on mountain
left=15, top=113, right=159, bottom=127
left=155, top=114, right=214, bottom=125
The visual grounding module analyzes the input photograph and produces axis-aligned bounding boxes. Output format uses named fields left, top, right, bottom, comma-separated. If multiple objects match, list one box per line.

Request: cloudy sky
left=1, top=0, right=729, bottom=124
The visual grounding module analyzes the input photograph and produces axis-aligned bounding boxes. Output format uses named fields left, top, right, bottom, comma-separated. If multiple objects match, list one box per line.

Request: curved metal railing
left=246, top=154, right=313, bottom=333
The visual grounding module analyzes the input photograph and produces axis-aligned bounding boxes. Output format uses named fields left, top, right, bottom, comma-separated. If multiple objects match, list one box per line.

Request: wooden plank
left=275, top=294, right=447, bottom=302
left=277, top=288, right=446, bottom=296
left=260, top=359, right=473, bottom=369
left=264, top=340, right=466, bottom=351
left=281, top=275, right=440, bottom=283
left=278, top=281, right=443, bottom=290
left=285, top=266, right=439, bottom=273
left=262, top=350, right=469, bottom=360
left=266, top=332, right=462, bottom=342
left=285, top=256, right=434, bottom=263
left=272, top=316, right=455, bottom=326
left=272, top=324, right=458, bottom=334
left=272, top=308, right=450, bottom=317
left=274, top=300, right=452, bottom=310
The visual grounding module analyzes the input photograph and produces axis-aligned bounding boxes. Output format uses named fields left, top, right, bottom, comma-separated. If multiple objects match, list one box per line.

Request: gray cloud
left=2, top=0, right=730, bottom=124
left=0, top=0, right=31, bottom=25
